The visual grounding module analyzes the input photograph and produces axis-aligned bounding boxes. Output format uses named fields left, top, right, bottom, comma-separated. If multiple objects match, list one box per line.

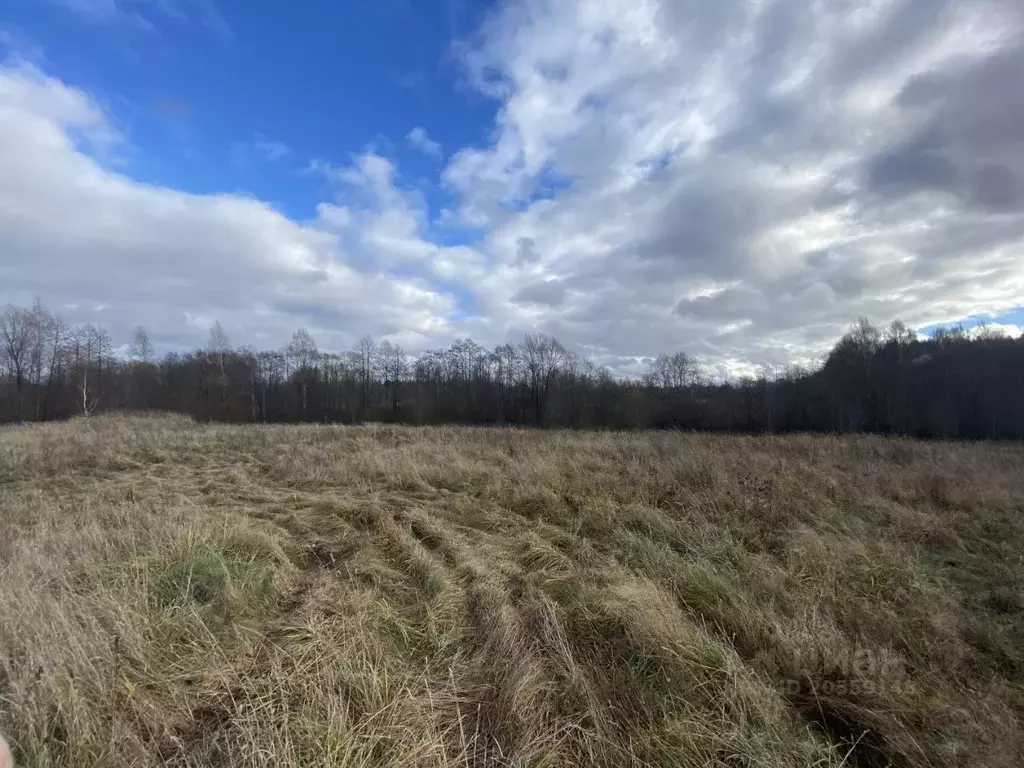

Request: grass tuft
left=1, top=414, right=1022, bottom=766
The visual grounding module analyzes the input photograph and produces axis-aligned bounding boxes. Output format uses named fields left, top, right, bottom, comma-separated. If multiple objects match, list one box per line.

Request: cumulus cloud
left=4, top=0, right=1024, bottom=376
left=441, top=0, right=1024, bottom=370
left=967, top=323, right=1024, bottom=340
left=406, top=127, right=442, bottom=159
left=0, top=64, right=458, bottom=353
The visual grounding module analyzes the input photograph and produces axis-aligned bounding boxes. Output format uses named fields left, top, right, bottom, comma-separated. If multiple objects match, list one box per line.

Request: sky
left=1, top=0, right=1022, bottom=378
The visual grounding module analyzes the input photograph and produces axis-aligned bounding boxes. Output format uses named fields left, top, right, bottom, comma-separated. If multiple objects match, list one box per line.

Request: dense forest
left=1, top=300, right=1022, bottom=438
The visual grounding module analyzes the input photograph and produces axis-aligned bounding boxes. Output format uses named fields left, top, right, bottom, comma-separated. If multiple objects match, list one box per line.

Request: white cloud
left=4, top=0, right=1024, bottom=375
left=967, top=323, right=1024, bottom=340
left=0, top=64, right=457, bottom=353
left=253, top=135, right=290, bottom=162
left=231, top=135, right=290, bottom=168
left=51, top=0, right=229, bottom=35
left=406, top=127, right=442, bottom=159
left=439, top=0, right=1024, bottom=369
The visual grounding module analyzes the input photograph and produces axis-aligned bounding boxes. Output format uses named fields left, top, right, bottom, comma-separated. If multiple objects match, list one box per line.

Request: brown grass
left=1, top=414, right=1022, bottom=767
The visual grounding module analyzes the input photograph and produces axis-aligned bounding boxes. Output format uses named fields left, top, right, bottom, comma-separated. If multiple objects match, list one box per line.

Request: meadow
left=1, top=414, right=1022, bottom=767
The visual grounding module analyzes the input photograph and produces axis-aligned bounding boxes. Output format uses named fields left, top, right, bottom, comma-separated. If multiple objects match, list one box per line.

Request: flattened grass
left=1, top=414, right=1022, bottom=766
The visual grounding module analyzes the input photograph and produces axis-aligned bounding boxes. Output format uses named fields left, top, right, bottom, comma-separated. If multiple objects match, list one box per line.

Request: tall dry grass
left=1, top=413, right=1022, bottom=767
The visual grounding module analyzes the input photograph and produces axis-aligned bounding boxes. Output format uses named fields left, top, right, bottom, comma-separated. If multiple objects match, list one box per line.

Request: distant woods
left=1, top=301, right=1022, bottom=438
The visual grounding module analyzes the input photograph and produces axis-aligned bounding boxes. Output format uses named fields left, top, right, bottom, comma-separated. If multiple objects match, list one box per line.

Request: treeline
left=1, top=301, right=1023, bottom=438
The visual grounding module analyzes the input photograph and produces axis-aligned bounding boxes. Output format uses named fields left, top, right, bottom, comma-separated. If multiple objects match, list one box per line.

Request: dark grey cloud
left=676, top=286, right=769, bottom=321
left=514, top=237, right=540, bottom=265
left=513, top=279, right=566, bottom=307
left=863, top=41, right=1024, bottom=211
left=824, top=0, right=957, bottom=91
left=971, top=165, right=1022, bottom=211
left=865, top=132, right=960, bottom=199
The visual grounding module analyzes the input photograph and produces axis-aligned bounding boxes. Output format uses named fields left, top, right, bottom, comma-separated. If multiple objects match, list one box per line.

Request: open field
left=1, top=415, right=1023, bottom=767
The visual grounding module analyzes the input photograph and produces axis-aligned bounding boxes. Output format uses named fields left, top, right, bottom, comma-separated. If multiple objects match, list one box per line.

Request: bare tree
left=40, top=307, right=66, bottom=420
left=286, top=328, right=318, bottom=370
left=0, top=304, right=32, bottom=419
left=1, top=298, right=1022, bottom=439
left=286, top=328, right=318, bottom=418
left=354, top=335, right=376, bottom=415
left=886, top=320, right=916, bottom=348
left=645, top=352, right=699, bottom=389
left=129, top=326, right=155, bottom=363
left=125, top=326, right=156, bottom=410
left=207, top=321, right=232, bottom=412
left=24, top=300, right=49, bottom=419
left=757, top=363, right=780, bottom=433
left=519, top=333, right=565, bottom=425
left=377, top=340, right=408, bottom=418
left=70, top=324, right=111, bottom=416
left=207, top=321, right=231, bottom=354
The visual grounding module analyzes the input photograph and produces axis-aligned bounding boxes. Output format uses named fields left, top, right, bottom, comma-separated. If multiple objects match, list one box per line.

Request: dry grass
left=1, top=414, right=1023, bottom=767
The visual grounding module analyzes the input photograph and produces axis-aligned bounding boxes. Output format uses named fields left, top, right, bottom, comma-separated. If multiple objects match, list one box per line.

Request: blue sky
left=1, top=0, right=1022, bottom=377
left=4, top=0, right=496, bottom=217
